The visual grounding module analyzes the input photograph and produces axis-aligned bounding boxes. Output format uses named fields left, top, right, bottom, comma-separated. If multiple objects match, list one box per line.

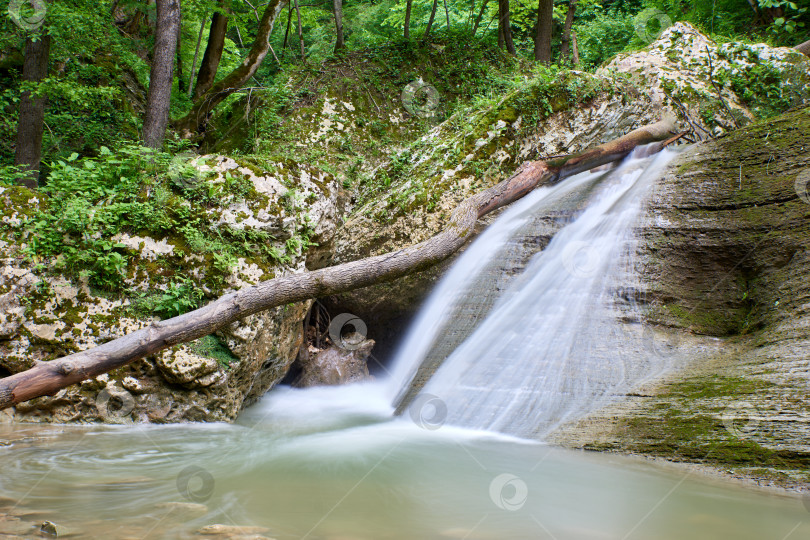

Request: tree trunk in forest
left=471, top=0, right=489, bottom=37
left=498, top=0, right=515, bottom=55
left=14, top=34, right=51, bottom=190
left=192, top=11, right=228, bottom=101
left=404, top=0, right=412, bottom=38
left=572, top=30, right=580, bottom=65
left=424, top=0, right=439, bottom=40
left=175, top=17, right=185, bottom=93
left=560, top=0, right=577, bottom=63
left=444, top=0, right=451, bottom=29
left=333, top=0, right=345, bottom=52
left=188, top=14, right=206, bottom=96
left=283, top=2, right=292, bottom=48
left=0, top=120, right=677, bottom=410
left=142, top=0, right=181, bottom=148
left=533, top=0, right=553, bottom=62
left=796, top=39, right=810, bottom=57
left=177, top=0, right=288, bottom=137
left=294, top=0, right=305, bottom=58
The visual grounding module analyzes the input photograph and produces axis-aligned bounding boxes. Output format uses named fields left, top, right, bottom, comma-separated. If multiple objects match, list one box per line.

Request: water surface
left=1, top=387, right=808, bottom=539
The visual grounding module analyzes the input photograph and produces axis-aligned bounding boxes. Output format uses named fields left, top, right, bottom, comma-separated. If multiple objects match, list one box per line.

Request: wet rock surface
left=293, top=333, right=375, bottom=388
left=330, top=25, right=809, bottom=356
left=550, top=106, right=810, bottom=486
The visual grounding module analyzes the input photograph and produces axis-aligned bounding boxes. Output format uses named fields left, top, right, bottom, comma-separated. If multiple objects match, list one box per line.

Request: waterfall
left=386, top=165, right=608, bottom=401
left=387, top=148, right=681, bottom=438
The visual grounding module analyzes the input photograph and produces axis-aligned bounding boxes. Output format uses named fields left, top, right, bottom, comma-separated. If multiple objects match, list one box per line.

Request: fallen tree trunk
left=796, top=39, right=810, bottom=57
left=0, top=119, right=676, bottom=411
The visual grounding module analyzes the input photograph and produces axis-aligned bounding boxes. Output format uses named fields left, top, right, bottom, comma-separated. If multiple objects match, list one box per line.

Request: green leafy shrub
left=134, top=278, right=205, bottom=319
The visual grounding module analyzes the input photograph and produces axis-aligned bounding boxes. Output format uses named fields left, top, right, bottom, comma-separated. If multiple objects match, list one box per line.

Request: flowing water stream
left=1, top=150, right=809, bottom=539
left=396, top=149, right=682, bottom=437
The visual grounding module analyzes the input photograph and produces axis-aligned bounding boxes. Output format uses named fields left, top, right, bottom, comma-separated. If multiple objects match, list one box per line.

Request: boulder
left=293, top=334, right=375, bottom=388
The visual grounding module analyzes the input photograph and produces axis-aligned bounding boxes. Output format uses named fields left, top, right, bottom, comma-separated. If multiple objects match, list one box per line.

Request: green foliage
left=760, top=0, right=807, bottom=42
left=0, top=1, right=147, bottom=168
left=713, top=43, right=794, bottom=118
left=188, top=334, right=239, bottom=368
left=8, top=145, right=288, bottom=316
left=573, top=5, right=637, bottom=69
left=0, top=164, right=30, bottom=185
left=133, top=278, right=206, bottom=318
left=20, top=146, right=158, bottom=289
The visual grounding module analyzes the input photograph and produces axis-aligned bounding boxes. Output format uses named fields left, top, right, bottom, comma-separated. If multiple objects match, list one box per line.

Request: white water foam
left=390, top=149, right=681, bottom=438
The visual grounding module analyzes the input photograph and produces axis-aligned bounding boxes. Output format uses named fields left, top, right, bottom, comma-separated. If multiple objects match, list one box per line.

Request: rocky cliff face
left=0, top=156, right=341, bottom=423
left=329, top=23, right=810, bottom=360
left=600, top=23, right=810, bottom=137
left=550, top=106, right=810, bottom=488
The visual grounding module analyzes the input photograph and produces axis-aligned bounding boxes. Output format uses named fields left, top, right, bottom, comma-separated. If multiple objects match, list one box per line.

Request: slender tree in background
left=333, top=0, right=345, bottom=52
left=424, top=0, right=439, bottom=39
left=471, top=0, right=489, bottom=37
left=404, top=0, right=413, bottom=38
left=294, top=0, right=305, bottom=58
left=143, top=0, right=181, bottom=148
left=177, top=0, right=289, bottom=136
left=533, top=0, right=553, bottom=62
left=187, top=13, right=206, bottom=96
left=175, top=8, right=185, bottom=94
left=14, top=34, right=51, bottom=189
left=443, top=0, right=451, bottom=29
left=560, top=0, right=577, bottom=63
left=498, top=0, right=516, bottom=55
left=193, top=9, right=228, bottom=100
left=283, top=1, right=292, bottom=48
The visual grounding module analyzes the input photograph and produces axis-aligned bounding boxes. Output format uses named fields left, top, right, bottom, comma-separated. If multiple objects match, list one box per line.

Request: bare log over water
left=0, top=119, right=676, bottom=410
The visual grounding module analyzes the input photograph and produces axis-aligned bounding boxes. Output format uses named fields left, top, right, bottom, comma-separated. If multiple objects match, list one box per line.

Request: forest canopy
left=1, top=0, right=807, bottom=185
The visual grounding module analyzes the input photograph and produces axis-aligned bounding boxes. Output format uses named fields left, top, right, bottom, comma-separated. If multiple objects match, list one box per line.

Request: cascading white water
left=389, top=148, right=682, bottom=438
left=386, top=165, right=608, bottom=400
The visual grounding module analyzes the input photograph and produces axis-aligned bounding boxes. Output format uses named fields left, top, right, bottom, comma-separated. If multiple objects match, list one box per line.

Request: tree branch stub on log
left=0, top=119, right=676, bottom=411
